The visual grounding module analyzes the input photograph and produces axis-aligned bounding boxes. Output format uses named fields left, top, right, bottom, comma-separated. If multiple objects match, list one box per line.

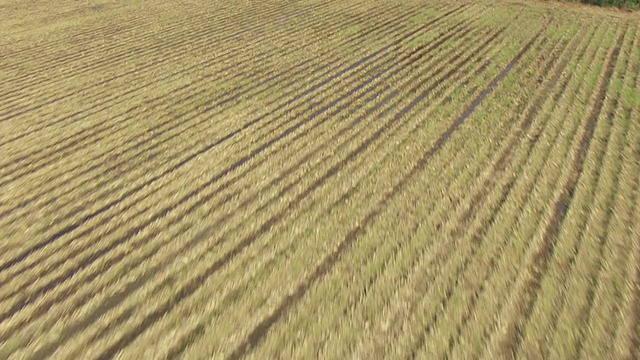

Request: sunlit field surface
left=1, top=0, right=639, bottom=358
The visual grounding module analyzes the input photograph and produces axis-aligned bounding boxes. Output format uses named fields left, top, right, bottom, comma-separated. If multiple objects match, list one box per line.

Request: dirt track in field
left=1, top=0, right=639, bottom=358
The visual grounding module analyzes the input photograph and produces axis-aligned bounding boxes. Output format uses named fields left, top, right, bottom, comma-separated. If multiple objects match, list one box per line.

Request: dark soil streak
left=409, top=33, right=560, bottom=355
left=2, top=9, right=398, bottom=180
left=298, top=57, right=498, bottom=357
left=0, top=19, right=158, bottom=89
left=0, top=2, right=438, bottom=156
left=0, top=3, right=452, bottom=207
left=574, top=110, right=624, bottom=357
left=412, top=171, right=519, bottom=359
left=0, top=7, right=472, bottom=284
left=1, top=15, right=288, bottom=122
left=478, top=84, right=589, bottom=360
left=443, top=182, right=516, bottom=359
left=469, top=24, right=603, bottom=359
left=450, top=34, right=572, bottom=237
left=226, top=27, right=542, bottom=360
left=523, top=25, right=610, bottom=357
left=452, top=20, right=596, bottom=240
left=0, top=1, right=382, bottom=149
left=498, top=27, right=626, bottom=358
left=0, top=18, right=138, bottom=61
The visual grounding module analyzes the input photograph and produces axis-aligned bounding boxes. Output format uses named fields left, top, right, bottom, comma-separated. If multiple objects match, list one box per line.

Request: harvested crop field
left=1, top=0, right=640, bottom=358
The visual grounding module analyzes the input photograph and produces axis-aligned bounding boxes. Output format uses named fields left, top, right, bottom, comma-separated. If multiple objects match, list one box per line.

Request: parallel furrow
left=573, top=28, right=639, bottom=359
left=1, top=2, right=638, bottom=359
left=0, top=1, right=308, bottom=105
left=226, top=20, right=544, bottom=360
left=0, top=5, right=472, bottom=288
left=0, top=4, right=458, bottom=215
left=0, top=6, right=484, bottom=348
left=244, top=16, right=566, bottom=360
left=0, top=1, right=397, bottom=186
left=348, top=16, right=599, bottom=360
left=0, top=1, right=423, bottom=195
left=0, top=0, right=369, bottom=144
left=2, top=7, right=498, bottom=358
left=426, top=27, right=587, bottom=359
left=465, top=21, right=613, bottom=359
left=492, top=23, right=627, bottom=358
left=443, top=20, right=601, bottom=360
left=149, top=17, right=510, bottom=359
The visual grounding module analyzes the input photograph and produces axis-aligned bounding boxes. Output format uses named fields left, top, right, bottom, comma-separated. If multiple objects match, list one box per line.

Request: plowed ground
left=1, top=0, right=639, bottom=358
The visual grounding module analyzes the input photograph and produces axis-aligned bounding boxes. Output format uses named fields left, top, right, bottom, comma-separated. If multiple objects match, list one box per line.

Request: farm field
left=1, top=0, right=640, bottom=358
